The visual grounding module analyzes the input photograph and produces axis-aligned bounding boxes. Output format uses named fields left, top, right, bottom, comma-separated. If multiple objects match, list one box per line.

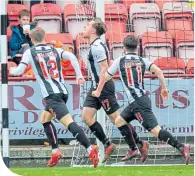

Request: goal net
left=71, top=0, right=194, bottom=167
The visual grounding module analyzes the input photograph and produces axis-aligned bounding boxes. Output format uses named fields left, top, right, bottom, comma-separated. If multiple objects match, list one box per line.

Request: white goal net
left=70, top=0, right=194, bottom=167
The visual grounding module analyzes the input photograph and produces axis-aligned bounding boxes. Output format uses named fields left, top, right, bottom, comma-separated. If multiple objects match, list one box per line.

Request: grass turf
left=11, top=165, right=194, bottom=176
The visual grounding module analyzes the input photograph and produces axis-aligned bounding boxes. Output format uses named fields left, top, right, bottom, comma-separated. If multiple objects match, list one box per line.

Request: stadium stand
left=105, top=4, right=128, bottom=33
left=175, top=30, right=194, bottom=60
left=63, top=4, right=95, bottom=40
left=76, top=32, right=90, bottom=65
left=121, top=0, right=146, bottom=11
left=31, top=3, right=62, bottom=33
left=186, top=58, right=194, bottom=74
left=154, top=0, right=180, bottom=11
left=45, top=33, right=74, bottom=52
left=162, top=2, right=193, bottom=38
left=7, top=4, right=28, bottom=24
left=5, top=1, right=194, bottom=76
left=142, top=31, right=173, bottom=62
left=154, top=57, right=186, bottom=74
left=7, top=4, right=26, bottom=44
left=56, top=0, right=80, bottom=12
left=106, top=32, right=137, bottom=60
left=61, top=59, right=87, bottom=76
left=129, top=3, right=161, bottom=36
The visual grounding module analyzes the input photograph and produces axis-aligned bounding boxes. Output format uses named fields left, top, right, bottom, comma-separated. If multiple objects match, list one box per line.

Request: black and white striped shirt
left=11, top=44, right=83, bottom=98
left=107, top=54, right=153, bottom=103
left=88, top=38, right=109, bottom=88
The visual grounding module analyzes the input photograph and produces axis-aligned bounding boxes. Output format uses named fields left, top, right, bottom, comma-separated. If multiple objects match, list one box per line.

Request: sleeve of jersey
left=92, top=45, right=107, bottom=63
left=61, top=50, right=83, bottom=78
left=142, top=58, right=153, bottom=71
left=107, top=58, right=119, bottom=76
left=10, top=49, right=31, bottom=76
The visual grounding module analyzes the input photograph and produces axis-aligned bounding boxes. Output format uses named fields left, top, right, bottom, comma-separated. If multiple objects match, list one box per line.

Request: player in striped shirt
left=104, top=35, right=191, bottom=164
left=82, top=18, right=149, bottom=163
left=10, top=27, right=99, bottom=168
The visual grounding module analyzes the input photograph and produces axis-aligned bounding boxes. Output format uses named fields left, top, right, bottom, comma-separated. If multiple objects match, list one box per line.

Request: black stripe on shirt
left=30, top=47, right=54, bottom=95
left=20, top=62, right=28, bottom=66
left=107, top=70, right=113, bottom=76
left=120, top=56, right=138, bottom=100
left=89, top=49, right=99, bottom=83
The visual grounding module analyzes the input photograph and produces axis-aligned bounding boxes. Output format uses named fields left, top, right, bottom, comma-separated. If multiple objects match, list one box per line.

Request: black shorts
left=121, top=95, right=158, bottom=131
left=44, top=93, right=69, bottom=120
left=83, top=80, right=120, bottom=115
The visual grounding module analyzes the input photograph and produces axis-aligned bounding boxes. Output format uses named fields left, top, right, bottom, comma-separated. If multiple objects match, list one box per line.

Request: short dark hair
left=123, top=35, right=138, bottom=51
left=92, top=17, right=107, bottom=36
left=19, top=9, right=30, bottom=19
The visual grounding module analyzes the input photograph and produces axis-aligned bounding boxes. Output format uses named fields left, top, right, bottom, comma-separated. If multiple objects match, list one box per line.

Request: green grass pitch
left=11, top=165, right=194, bottom=176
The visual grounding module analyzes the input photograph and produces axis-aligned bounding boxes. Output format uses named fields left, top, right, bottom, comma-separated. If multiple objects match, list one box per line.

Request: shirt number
left=40, top=60, right=59, bottom=79
left=126, top=66, right=142, bottom=86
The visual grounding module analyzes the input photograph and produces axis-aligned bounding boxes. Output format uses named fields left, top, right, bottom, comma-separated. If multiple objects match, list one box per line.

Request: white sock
left=87, top=145, right=93, bottom=154
left=52, top=148, right=59, bottom=154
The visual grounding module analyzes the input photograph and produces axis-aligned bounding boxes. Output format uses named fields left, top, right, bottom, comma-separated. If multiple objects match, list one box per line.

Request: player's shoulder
left=54, top=47, right=64, bottom=53
left=91, top=39, right=105, bottom=51
left=23, top=48, right=32, bottom=56
left=140, top=57, right=151, bottom=62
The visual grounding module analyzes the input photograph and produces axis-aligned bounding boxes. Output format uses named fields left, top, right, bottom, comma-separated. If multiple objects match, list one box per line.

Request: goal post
left=95, top=0, right=106, bottom=165
left=0, top=0, right=9, bottom=168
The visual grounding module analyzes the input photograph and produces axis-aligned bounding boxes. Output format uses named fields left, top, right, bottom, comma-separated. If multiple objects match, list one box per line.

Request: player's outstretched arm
left=9, top=50, right=31, bottom=76
left=150, top=64, right=168, bottom=101
left=61, top=50, right=85, bottom=85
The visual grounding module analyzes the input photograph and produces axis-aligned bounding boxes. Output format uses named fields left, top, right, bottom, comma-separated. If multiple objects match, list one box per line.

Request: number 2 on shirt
left=40, top=60, right=59, bottom=79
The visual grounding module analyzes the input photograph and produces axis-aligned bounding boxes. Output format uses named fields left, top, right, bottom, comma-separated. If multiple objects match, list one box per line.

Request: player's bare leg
left=82, top=107, right=115, bottom=163
left=60, top=114, right=99, bottom=168
left=115, top=115, right=149, bottom=162
left=40, top=110, right=62, bottom=167
left=151, top=125, right=191, bottom=165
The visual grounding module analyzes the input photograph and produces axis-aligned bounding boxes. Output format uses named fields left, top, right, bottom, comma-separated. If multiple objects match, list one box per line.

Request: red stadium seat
left=31, top=3, right=62, bottom=33
left=162, top=2, right=193, bottom=39
left=130, top=3, right=161, bottom=36
left=154, top=0, right=180, bottom=11
left=106, top=32, right=138, bottom=60
left=56, top=0, right=80, bottom=12
left=154, top=57, right=186, bottom=74
left=105, top=4, right=128, bottom=33
left=105, top=21, right=126, bottom=34
left=142, top=31, right=173, bottom=62
left=45, top=33, right=74, bottom=52
left=75, top=33, right=90, bottom=65
left=175, top=31, right=194, bottom=60
left=7, top=4, right=28, bottom=23
left=64, top=4, right=95, bottom=40
left=121, top=0, right=146, bottom=11
left=61, top=59, right=87, bottom=77
left=186, top=58, right=194, bottom=74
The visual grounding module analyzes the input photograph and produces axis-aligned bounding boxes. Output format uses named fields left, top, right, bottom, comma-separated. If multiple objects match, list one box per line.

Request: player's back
left=115, top=54, right=152, bottom=103
left=26, top=44, right=67, bottom=98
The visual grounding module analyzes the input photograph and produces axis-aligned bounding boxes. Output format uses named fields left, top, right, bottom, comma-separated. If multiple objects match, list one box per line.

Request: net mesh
left=71, top=0, right=194, bottom=167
